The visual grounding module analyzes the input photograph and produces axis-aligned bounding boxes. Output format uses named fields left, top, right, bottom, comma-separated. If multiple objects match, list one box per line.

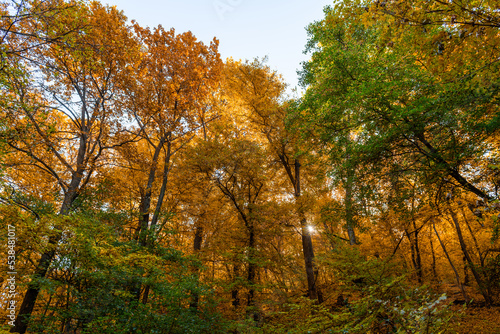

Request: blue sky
left=103, top=0, right=333, bottom=94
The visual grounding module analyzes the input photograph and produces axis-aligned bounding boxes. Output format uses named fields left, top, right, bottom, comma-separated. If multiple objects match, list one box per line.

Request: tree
left=188, top=125, right=275, bottom=315
left=0, top=0, right=86, bottom=103
left=298, top=0, right=500, bottom=305
left=120, top=23, right=221, bottom=249
left=1, top=2, right=137, bottom=332
left=224, top=58, right=324, bottom=301
left=298, top=2, right=499, bottom=205
left=115, top=24, right=221, bottom=304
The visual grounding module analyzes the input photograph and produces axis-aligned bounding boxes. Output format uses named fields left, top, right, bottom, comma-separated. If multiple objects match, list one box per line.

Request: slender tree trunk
left=190, top=118, right=208, bottom=310
left=140, top=136, right=172, bottom=304
left=412, top=220, right=423, bottom=283
left=429, top=226, right=438, bottom=281
left=190, top=225, right=203, bottom=309
left=344, top=124, right=357, bottom=245
left=232, top=263, right=240, bottom=307
left=276, top=153, right=319, bottom=301
left=295, top=160, right=318, bottom=300
left=463, top=256, right=470, bottom=286
left=136, top=137, right=165, bottom=246
left=247, top=223, right=256, bottom=308
left=461, top=207, right=485, bottom=267
left=345, top=163, right=357, bottom=245
left=406, top=228, right=419, bottom=283
left=150, top=135, right=172, bottom=230
left=414, top=230, right=422, bottom=283
left=448, top=206, right=492, bottom=305
left=433, top=222, right=469, bottom=302
left=301, top=221, right=318, bottom=300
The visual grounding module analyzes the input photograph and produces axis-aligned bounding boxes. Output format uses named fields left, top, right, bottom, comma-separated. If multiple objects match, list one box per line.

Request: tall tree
left=189, top=131, right=274, bottom=313
left=1, top=2, right=137, bottom=332
left=298, top=2, right=499, bottom=205
left=120, top=24, right=221, bottom=249
left=224, top=59, right=323, bottom=300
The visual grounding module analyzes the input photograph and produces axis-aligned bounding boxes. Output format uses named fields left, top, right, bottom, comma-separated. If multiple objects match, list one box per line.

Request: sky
left=103, top=0, right=333, bottom=95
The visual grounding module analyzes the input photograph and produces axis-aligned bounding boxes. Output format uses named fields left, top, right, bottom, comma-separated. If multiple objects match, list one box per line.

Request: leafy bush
left=259, top=246, right=453, bottom=334
left=8, top=211, right=229, bottom=334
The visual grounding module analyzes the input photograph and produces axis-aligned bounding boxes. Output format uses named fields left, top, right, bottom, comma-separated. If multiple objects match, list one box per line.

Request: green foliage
left=482, top=254, right=500, bottom=301
left=296, top=3, right=499, bottom=202
left=491, top=214, right=500, bottom=243
left=326, top=247, right=453, bottom=333
left=258, top=247, right=453, bottom=334
left=0, top=327, right=14, bottom=334
left=0, top=206, right=228, bottom=334
left=256, top=297, right=339, bottom=334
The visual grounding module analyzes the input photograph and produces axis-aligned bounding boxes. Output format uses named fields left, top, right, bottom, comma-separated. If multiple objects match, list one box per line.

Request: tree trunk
left=136, top=137, right=165, bottom=246
left=345, top=162, right=357, bottom=245
left=190, top=225, right=203, bottom=309
left=301, top=220, right=318, bottom=300
left=414, top=229, right=422, bottom=283
left=463, top=256, right=470, bottom=286
left=411, top=219, right=423, bottom=284
left=344, top=141, right=357, bottom=245
left=247, top=223, right=256, bottom=307
left=295, top=160, right=319, bottom=300
left=406, top=228, right=419, bottom=283
left=232, top=263, right=240, bottom=307
left=461, top=207, right=485, bottom=267
left=12, top=148, right=86, bottom=334
left=429, top=226, right=438, bottom=281
left=448, top=206, right=492, bottom=305
left=150, top=135, right=172, bottom=231
left=140, top=137, right=171, bottom=304
left=11, top=247, right=56, bottom=333
left=433, top=222, right=469, bottom=302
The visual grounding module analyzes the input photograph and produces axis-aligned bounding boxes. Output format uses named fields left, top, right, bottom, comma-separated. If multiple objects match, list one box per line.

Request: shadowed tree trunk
left=247, top=220, right=256, bottom=308
left=448, top=205, right=492, bottom=305
left=344, top=135, right=357, bottom=246
left=190, top=224, right=204, bottom=309
left=345, top=162, right=357, bottom=245
left=413, top=220, right=422, bottom=283
left=406, top=219, right=423, bottom=284
left=433, top=222, right=469, bottom=302
left=429, top=226, right=438, bottom=281
left=461, top=207, right=485, bottom=267
left=132, top=138, right=165, bottom=305
left=232, top=263, right=240, bottom=308
left=135, top=137, right=166, bottom=246
left=150, top=136, right=172, bottom=231
left=140, top=137, right=172, bottom=305
left=295, top=160, right=319, bottom=300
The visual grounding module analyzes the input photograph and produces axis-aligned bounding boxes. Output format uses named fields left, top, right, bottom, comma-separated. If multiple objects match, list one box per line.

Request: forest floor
left=449, top=304, right=500, bottom=333
left=440, top=284, right=500, bottom=333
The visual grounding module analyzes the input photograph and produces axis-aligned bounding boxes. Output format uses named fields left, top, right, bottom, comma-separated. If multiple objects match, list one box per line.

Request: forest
left=0, top=0, right=499, bottom=333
